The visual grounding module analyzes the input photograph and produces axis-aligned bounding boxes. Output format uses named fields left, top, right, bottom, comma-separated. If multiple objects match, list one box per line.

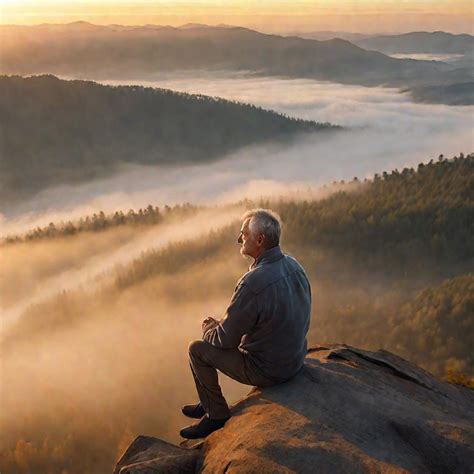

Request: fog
left=0, top=205, right=256, bottom=472
left=1, top=74, right=473, bottom=473
left=0, top=236, right=252, bottom=473
left=0, top=206, right=244, bottom=335
left=2, top=200, right=461, bottom=473
left=2, top=75, right=473, bottom=234
left=389, top=53, right=466, bottom=62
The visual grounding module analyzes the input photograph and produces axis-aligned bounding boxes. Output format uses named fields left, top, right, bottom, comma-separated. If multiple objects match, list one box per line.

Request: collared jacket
left=203, top=245, right=312, bottom=382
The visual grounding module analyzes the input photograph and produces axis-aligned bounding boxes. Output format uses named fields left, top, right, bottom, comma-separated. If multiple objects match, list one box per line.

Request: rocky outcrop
left=114, top=436, right=199, bottom=474
left=115, top=344, right=474, bottom=473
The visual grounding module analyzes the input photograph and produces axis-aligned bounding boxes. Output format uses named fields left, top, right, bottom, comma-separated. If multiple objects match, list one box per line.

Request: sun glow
left=0, top=0, right=472, bottom=33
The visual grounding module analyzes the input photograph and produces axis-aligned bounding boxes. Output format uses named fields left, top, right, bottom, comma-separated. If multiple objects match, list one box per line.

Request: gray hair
left=241, top=208, right=281, bottom=248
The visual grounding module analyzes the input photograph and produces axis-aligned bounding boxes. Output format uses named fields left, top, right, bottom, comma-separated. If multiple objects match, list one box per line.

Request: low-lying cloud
left=2, top=74, right=472, bottom=236
left=1, top=73, right=472, bottom=474
left=0, top=250, right=251, bottom=473
left=0, top=206, right=244, bottom=335
left=390, top=53, right=466, bottom=62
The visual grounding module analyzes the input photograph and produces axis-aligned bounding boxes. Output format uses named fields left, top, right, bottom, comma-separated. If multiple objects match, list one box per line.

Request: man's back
left=204, top=245, right=312, bottom=382
left=240, top=246, right=312, bottom=381
left=182, top=209, right=311, bottom=439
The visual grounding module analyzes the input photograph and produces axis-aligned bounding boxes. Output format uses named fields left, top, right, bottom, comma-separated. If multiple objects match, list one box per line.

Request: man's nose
left=237, top=234, right=243, bottom=244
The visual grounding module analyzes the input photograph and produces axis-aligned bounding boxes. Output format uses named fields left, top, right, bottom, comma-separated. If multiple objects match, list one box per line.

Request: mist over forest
left=1, top=23, right=473, bottom=105
left=0, top=23, right=452, bottom=86
left=0, top=75, right=335, bottom=207
left=1, top=155, right=473, bottom=473
left=2, top=72, right=473, bottom=228
left=1, top=16, right=473, bottom=474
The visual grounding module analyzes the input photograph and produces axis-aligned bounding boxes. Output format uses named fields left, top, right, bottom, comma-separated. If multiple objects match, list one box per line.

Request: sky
left=1, top=0, right=472, bottom=33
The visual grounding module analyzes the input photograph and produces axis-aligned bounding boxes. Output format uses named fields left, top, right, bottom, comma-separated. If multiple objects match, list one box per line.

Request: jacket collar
left=249, top=245, right=283, bottom=270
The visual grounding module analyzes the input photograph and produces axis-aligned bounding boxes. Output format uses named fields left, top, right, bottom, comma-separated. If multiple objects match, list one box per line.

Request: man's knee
left=188, top=339, right=208, bottom=357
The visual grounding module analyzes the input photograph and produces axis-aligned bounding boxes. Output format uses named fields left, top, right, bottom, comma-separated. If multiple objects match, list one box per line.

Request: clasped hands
left=202, top=316, right=219, bottom=333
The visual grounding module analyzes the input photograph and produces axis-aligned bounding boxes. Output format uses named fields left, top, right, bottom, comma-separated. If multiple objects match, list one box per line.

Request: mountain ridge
left=354, top=31, right=474, bottom=54
left=0, top=22, right=461, bottom=88
left=0, top=74, right=337, bottom=207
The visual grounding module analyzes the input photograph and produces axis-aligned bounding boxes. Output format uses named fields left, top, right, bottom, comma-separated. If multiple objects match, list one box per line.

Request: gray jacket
left=203, top=245, right=312, bottom=382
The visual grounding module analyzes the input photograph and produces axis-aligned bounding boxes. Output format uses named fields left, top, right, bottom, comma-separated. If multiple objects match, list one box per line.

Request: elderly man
left=180, top=208, right=312, bottom=439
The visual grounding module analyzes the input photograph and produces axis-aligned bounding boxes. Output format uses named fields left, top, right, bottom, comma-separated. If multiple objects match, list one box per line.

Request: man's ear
left=257, top=234, right=265, bottom=246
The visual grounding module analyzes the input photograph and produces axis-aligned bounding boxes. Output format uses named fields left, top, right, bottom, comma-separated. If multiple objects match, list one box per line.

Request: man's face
left=238, top=218, right=264, bottom=259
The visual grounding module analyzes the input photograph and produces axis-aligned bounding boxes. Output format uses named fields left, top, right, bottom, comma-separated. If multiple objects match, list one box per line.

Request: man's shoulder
left=240, top=254, right=306, bottom=294
left=284, top=253, right=304, bottom=269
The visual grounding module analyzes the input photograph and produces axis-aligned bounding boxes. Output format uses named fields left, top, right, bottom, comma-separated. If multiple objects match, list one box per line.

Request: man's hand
left=202, top=316, right=219, bottom=333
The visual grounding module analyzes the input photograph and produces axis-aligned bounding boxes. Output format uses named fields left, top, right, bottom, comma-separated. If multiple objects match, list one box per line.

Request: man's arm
left=203, top=282, right=258, bottom=349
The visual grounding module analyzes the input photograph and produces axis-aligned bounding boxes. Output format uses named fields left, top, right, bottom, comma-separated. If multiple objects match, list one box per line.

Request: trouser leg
left=188, top=339, right=274, bottom=420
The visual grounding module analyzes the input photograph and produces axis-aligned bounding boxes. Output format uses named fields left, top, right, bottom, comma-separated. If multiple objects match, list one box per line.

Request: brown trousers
left=188, top=340, right=278, bottom=419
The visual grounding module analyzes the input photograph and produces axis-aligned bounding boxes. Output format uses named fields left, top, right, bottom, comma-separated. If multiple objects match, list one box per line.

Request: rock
left=115, top=344, right=474, bottom=473
left=114, top=436, right=199, bottom=473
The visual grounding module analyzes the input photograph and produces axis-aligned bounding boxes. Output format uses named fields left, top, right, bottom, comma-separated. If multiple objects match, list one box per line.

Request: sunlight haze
left=1, top=0, right=472, bottom=33
left=0, top=0, right=473, bottom=470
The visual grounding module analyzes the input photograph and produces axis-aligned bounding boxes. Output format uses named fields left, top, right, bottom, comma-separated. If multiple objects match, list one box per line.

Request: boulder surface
left=115, top=344, right=474, bottom=473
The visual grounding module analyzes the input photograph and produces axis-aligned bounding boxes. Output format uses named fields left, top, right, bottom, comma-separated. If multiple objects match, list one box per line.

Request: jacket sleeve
left=203, top=281, right=258, bottom=349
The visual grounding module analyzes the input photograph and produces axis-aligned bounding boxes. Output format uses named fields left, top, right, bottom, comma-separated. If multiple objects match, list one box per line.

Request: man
left=180, top=208, right=312, bottom=439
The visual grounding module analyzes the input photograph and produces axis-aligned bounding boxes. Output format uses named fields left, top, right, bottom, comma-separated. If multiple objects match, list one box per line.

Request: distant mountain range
left=0, top=74, right=337, bottom=206
left=353, top=31, right=474, bottom=55
left=403, top=82, right=474, bottom=105
left=1, top=22, right=470, bottom=90
left=282, top=30, right=376, bottom=42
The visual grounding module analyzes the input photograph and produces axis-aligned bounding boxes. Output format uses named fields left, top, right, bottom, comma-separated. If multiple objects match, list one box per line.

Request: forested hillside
left=1, top=203, right=199, bottom=244
left=2, top=154, right=472, bottom=474
left=0, top=75, right=335, bottom=205
left=404, top=82, right=474, bottom=105
left=280, top=153, right=474, bottom=278
left=388, top=274, right=473, bottom=378
left=104, top=154, right=474, bottom=377
left=5, top=154, right=473, bottom=376
left=273, top=154, right=474, bottom=376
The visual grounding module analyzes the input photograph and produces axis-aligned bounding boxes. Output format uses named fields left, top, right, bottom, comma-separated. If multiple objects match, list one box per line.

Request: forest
left=107, top=153, right=474, bottom=377
left=2, top=203, right=199, bottom=244
left=405, top=82, right=474, bottom=105
left=280, top=152, right=474, bottom=277
left=4, top=153, right=473, bottom=373
left=0, top=74, right=336, bottom=204
left=1, top=154, right=472, bottom=473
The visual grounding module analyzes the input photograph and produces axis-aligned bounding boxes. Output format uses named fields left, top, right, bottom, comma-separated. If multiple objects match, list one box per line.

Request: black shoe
left=181, top=402, right=206, bottom=419
left=180, top=415, right=230, bottom=439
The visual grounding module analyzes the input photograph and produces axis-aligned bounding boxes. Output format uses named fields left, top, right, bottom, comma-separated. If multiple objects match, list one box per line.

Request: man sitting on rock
left=180, top=208, right=312, bottom=439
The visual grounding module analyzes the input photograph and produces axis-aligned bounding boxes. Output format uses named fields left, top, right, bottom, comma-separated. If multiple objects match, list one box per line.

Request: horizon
left=1, top=0, right=473, bottom=34
left=1, top=19, right=473, bottom=36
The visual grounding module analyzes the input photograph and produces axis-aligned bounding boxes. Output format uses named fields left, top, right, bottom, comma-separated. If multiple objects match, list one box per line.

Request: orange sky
left=0, top=1, right=472, bottom=33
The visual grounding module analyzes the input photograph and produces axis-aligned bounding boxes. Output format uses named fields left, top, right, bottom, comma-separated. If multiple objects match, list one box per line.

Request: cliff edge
left=114, top=344, right=474, bottom=473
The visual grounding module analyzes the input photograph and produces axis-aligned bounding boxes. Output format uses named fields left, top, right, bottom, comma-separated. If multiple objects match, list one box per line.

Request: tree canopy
left=0, top=74, right=337, bottom=204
